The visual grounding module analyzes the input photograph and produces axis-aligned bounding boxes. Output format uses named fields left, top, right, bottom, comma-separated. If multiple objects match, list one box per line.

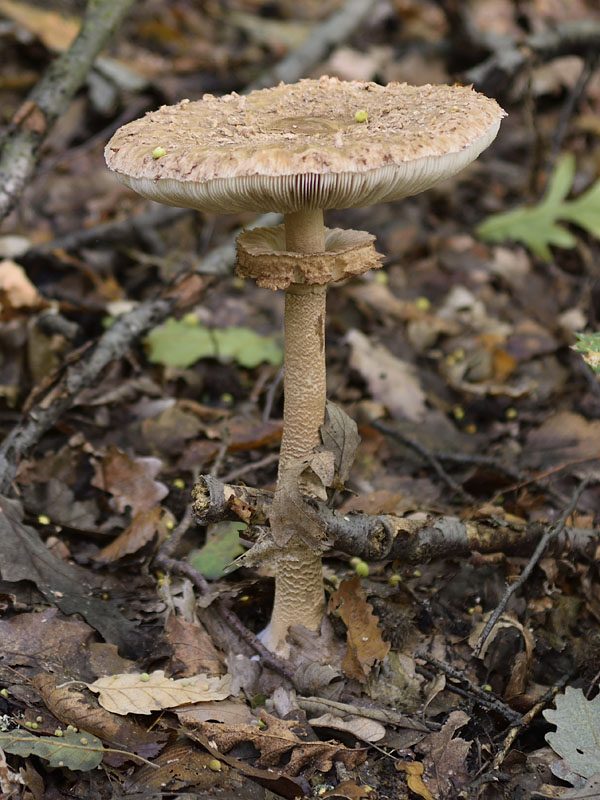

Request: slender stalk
left=262, top=209, right=328, bottom=654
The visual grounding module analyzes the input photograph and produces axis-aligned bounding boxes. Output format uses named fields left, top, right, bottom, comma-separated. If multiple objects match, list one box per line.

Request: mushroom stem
left=263, top=209, right=328, bottom=654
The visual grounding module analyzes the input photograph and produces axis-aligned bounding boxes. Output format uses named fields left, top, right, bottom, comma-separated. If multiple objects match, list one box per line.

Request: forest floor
left=1, top=0, right=600, bottom=798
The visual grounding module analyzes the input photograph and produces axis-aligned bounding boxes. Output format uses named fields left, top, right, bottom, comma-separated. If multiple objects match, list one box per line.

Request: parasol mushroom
left=105, top=76, right=505, bottom=655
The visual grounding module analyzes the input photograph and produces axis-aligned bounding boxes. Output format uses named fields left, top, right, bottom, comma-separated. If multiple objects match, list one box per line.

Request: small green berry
left=354, top=109, right=368, bottom=123
left=388, top=574, right=402, bottom=586
left=55, top=729, right=63, bottom=737
left=0, top=689, right=8, bottom=698
left=25, top=721, right=32, bottom=728
left=152, top=146, right=167, bottom=159
left=140, top=673, right=150, bottom=682
left=257, top=719, right=267, bottom=730
left=354, top=560, right=369, bottom=578
left=172, top=478, right=185, bottom=490
left=208, top=758, right=222, bottom=771
left=412, top=569, right=421, bottom=578
left=31, top=722, right=38, bottom=729
left=415, top=296, right=431, bottom=311
left=38, top=514, right=51, bottom=525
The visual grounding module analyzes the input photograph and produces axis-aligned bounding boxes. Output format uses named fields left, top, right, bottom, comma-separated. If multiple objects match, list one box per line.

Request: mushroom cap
left=105, top=76, right=505, bottom=214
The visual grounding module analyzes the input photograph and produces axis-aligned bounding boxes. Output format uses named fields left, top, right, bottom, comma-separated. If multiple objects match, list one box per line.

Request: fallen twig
left=0, top=0, right=136, bottom=223
left=191, top=474, right=598, bottom=564
left=0, top=273, right=204, bottom=494
left=473, top=476, right=590, bottom=657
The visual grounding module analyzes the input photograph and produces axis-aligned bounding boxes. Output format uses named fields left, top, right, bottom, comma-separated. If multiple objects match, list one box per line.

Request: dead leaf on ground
left=416, top=710, right=471, bottom=798
left=95, top=506, right=170, bottom=563
left=165, top=613, right=225, bottom=677
left=321, top=779, right=375, bottom=798
left=191, top=708, right=366, bottom=776
left=33, top=673, right=166, bottom=763
left=91, top=445, right=168, bottom=516
left=0, top=0, right=80, bottom=50
left=319, top=401, right=360, bottom=486
left=87, top=670, right=232, bottom=715
left=0, top=260, right=44, bottom=313
left=346, top=328, right=426, bottom=422
left=328, top=577, right=390, bottom=683
left=395, top=761, right=435, bottom=800
left=176, top=699, right=254, bottom=726
left=523, top=412, right=600, bottom=469
left=308, top=713, right=386, bottom=743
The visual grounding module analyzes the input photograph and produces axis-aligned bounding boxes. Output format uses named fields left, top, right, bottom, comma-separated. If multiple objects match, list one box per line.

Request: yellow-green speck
left=354, top=109, right=368, bottom=123
left=152, top=146, right=167, bottom=159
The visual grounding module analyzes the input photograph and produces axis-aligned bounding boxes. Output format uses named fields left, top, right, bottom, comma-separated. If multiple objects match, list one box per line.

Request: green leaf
left=572, top=332, right=600, bottom=373
left=477, top=154, right=600, bottom=260
left=145, top=319, right=283, bottom=369
left=188, top=521, right=247, bottom=579
left=0, top=728, right=104, bottom=771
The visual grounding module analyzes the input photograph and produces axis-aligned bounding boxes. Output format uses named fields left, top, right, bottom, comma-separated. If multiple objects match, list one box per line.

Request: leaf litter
left=2, top=0, right=600, bottom=798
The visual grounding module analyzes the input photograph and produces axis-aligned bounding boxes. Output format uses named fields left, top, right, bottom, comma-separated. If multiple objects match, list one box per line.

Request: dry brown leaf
left=176, top=699, right=254, bottom=727
left=308, top=712, right=386, bottom=743
left=321, top=779, right=375, bottom=799
left=126, top=741, right=236, bottom=792
left=0, top=260, right=44, bottom=312
left=0, top=746, right=24, bottom=796
left=417, top=710, right=471, bottom=798
left=33, top=673, right=165, bottom=761
left=87, top=670, right=232, bottom=715
left=194, top=709, right=366, bottom=776
left=468, top=611, right=535, bottom=662
left=0, top=0, right=79, bottom=50
left=165, top=613, right=224, bottom=677
left=91, top=446, right=168, bottom=516
left=269, top=458, right=327, bottom=548
left=328, top=577, right=390, bottom=683
left=395, top=761, right=435, bottom=800
left=346, top=329, right=426, bottom=422
left=319, top=401, right=360, bottom=485
left=95, top=507, right=168, bottom=563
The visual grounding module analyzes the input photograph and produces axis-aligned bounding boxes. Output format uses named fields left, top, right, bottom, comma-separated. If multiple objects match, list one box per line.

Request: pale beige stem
left=262, top=209, right=327, bottom=654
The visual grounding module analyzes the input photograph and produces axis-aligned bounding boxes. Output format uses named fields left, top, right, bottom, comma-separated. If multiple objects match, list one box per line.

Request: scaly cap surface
left=105, top=76, right=505, bottom=214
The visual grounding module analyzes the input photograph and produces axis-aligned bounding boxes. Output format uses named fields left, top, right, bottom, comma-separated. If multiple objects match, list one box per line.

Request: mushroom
left=105, top=76, right=505, bottom=655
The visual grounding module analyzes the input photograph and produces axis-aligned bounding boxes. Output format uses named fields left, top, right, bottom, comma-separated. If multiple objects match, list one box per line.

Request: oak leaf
left=193, top=709, right=365, bottom=776
left=87, top=670, right=231, bottom=715
left=328, top=577, right=390, bottom=682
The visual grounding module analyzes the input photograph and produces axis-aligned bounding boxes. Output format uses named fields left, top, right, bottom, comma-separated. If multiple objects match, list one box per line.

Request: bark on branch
left=0, top=0, right=136, bottom=223
left=192, top=475, right=598, bottom=564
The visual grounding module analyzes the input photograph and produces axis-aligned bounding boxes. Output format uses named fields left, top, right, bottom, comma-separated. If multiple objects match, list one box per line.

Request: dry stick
left=473, top=475, right=590, bottom=658
left=247, top=0, right=381, bottom=91
left=153, top=553, right=295, bottom=685
left=417, top=653, right=521, bottom=724
left=371, top=420, right=477, bottom=505
left=549, top=51, right=600, bottom=163
left=0, top=0, right=136, bottom=223
left=192, top=475, right=598, bottom=563
left=220, top=452, right=279, bottom=485
left=0, top=284, right=187, bottom=493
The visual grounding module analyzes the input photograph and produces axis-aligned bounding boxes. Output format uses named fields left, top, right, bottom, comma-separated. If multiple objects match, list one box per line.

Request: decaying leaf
left=165, top=614, right=225, bottom=677
left=0, top=729, right=104, bottom=772
left=468, top=611, right=534, bottom=662
left=544, top=687, right=600, bottom=778
left=328, top=577, right=390, bottom=683
left=190, top=708, right=366, bottom=776
left=321, top=779, right=375, bottom=798
left=396, top=761, right=435, bottom=800
left=188, top=521, right=246, bottom=579
left=87, top=670, right=232, bottom=715
left=91, top=446, right=168, bottom=516
left=33, top=673, right=165, bottom=761
left=126, top=740, right=235, bottom=792
left=319, top=401, right=360, bottom=485
left=0, top=746, right=24, bottom=796
left=269, top=458, right=328, bottom=548
left=95, top=506, right=170, bottom=563
left=176, top=699, right=255, bottom=727
left=308, top=712, right=385, bottom=743
left=417, top=710, right=471, bottom=798
left=346, top=328, right=426, bottom=422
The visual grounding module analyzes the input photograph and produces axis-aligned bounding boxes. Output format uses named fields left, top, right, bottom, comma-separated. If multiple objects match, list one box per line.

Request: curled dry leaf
left=328, top=577, right=390, bottom=683
left=321, top=779, right=375, bottom=799
left=308, top=712, right=386, bottom=743
left=319, top=401, right=361, bottom=486
left=95, top=506, right=170, bottom=563
left=87, top=670, right=232, bottom=715
left=191, top=708, right=366, bottom=776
